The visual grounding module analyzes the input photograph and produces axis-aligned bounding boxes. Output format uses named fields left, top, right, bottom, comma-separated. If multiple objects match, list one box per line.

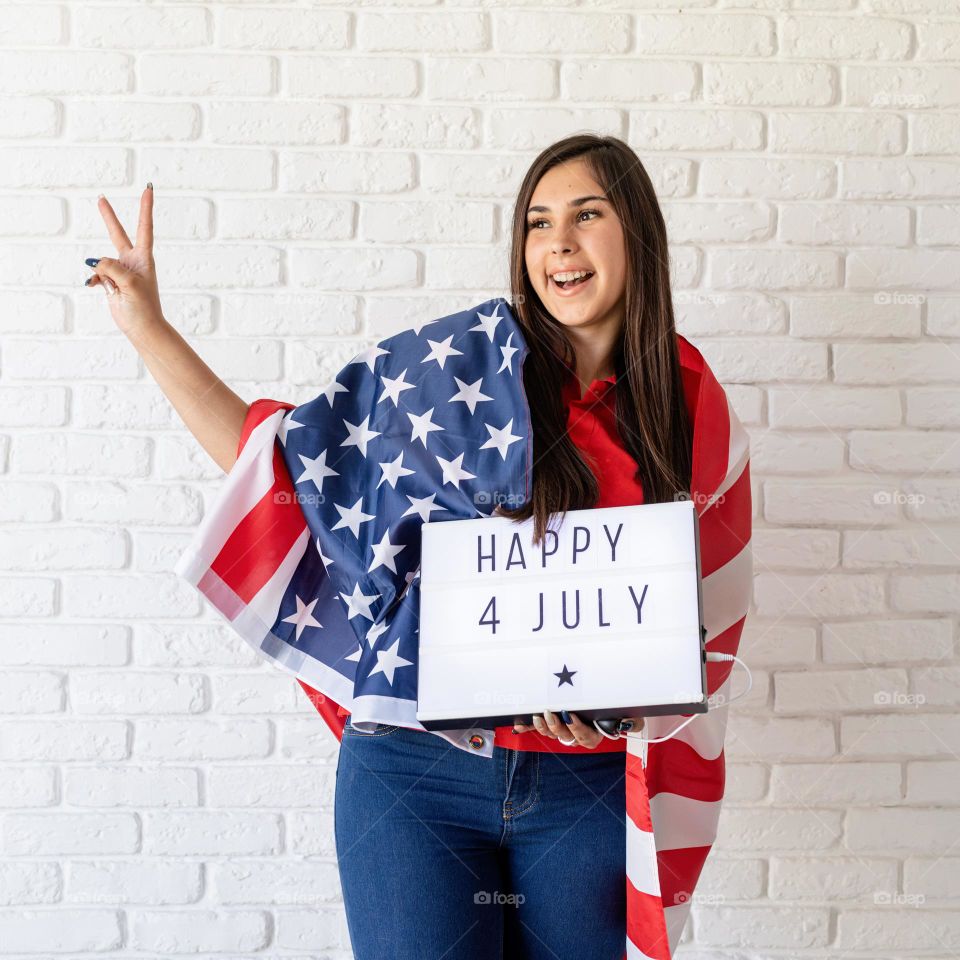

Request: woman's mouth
left=550, top=272, right=595, bottom=297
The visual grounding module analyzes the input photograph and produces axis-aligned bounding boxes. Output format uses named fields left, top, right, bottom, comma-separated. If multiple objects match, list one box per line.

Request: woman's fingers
left=97, top=194, right=134, bottom=255
left=135, top=183, right=154, bottom=253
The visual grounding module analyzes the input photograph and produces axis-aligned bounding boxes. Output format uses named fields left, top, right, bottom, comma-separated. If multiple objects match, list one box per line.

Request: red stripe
left=626, top=879, right=672, bottom=960
left=297, top=679, right=347, bottom=742
left=211, top=443, right=307, bottom=604
left=697, top=460, right=751, bottom=578
left=647, top=740, right=725, bottom=803
left=657, top=845, right=713, bottom=912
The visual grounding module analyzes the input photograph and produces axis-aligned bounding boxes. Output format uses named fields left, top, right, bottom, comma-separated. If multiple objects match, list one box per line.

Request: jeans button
left=468, top=733, right=485, bottom=750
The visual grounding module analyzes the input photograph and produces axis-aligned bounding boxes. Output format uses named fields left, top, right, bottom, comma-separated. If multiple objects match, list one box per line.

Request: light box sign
left=416, top=499, right=708, bottom=730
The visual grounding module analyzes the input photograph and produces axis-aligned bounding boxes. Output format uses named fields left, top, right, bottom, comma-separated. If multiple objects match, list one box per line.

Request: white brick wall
left=1, top=4, right=957, bottom=958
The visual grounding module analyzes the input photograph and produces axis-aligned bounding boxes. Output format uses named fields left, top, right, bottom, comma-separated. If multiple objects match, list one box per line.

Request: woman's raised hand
left=86, top=183, right=164, bottom=334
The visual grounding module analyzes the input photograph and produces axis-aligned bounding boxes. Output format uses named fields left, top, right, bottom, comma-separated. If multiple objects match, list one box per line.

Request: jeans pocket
left=342, top=715, right=401, bottom=737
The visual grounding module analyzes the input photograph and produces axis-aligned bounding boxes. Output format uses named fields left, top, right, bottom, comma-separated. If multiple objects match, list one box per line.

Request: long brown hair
left=496, top=134, right=693, bottom=546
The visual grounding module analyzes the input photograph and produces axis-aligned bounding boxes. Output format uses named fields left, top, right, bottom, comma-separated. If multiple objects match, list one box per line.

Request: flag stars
left=378, top=451, right=415, bottom=489
left=407, top=407, right=444, bottom=448
left=332, top=496, right=376, bottom=539
left=469, top=307, right=503, bottom=342
left=281, top=595, right=322, bottom=641
left=421, top=334, right=463, bottom=370
left=367, top=638, right=414, bottom=687
left=278, top=411, right=304, bottom=446
left=436, top=452, right=476, bottom=489
left=402, top=492, right=447, bottom=523
left=481, top=418, right=523, bottom=461
left=378, top=369, right=416, bottom=408
left=450, top=376, right=493, bottom=415
left=339, top=582, right=379, bottom=621
left=341, top=415, right=381, bottom=458
left=498, top=332, right=520, bottom=375
left=296, top=449, right=339, bottom=493
left=368, top=529, right=406, bottom=575
left=349, top=344, right=390, bottom=373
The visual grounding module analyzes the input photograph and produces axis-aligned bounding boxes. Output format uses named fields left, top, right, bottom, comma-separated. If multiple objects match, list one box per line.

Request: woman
left=87, top=135, right=701, bottom=960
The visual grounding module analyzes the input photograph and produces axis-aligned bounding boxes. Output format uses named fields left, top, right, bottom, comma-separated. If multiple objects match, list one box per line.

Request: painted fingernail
left=147, top=182, right=153, bottom=189
left=83, top=276, right=93, bottom=286
left=511, top=728, right=518, bottom=735
left=560, top=710, right=572, bottom=724
left=85, top=257, right=100, bottom=267
left=543, top=708, right=555, bottom=723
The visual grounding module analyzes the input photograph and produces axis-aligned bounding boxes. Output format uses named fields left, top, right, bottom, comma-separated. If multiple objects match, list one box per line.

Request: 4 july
left=478, top=583, right=649, bottom=634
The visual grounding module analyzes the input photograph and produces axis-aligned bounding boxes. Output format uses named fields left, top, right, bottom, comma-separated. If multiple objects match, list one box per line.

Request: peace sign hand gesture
left=85, top=183, right=164, bottom=334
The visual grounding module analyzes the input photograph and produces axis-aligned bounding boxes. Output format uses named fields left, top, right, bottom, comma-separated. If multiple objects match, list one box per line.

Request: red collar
left=561, top=367, right=617, bottom=405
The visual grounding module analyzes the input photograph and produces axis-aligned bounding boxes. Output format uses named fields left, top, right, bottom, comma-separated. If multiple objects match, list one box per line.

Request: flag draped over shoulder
left=175, top=297, right=752, bottom=960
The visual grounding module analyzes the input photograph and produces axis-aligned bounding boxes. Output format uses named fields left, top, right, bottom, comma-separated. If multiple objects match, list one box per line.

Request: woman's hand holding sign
left=512, top=710, right=645, bottom=748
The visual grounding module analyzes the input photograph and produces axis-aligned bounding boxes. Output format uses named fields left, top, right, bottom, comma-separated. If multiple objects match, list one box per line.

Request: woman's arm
left=124, top=315, right=248, bottom=473
left=87, top=184, right=248, bottom=472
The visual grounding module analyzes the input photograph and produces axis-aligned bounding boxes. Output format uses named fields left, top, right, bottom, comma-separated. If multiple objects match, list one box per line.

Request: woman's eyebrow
left=527, top=195, right=608, bottom=213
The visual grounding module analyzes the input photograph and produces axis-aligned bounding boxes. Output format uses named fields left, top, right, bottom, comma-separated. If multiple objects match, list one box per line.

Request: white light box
left=416, top=499, right=708, bottom=730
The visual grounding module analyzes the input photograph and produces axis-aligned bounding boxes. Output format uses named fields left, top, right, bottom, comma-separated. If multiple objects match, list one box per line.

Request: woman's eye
left=527, top=209, right=600, bottom=230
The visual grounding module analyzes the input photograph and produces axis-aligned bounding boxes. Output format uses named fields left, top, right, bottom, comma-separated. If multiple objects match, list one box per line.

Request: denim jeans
left=334, top=717, right=627, bottom=960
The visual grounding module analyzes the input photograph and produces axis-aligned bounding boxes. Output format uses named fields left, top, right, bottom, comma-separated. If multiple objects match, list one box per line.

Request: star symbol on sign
left=402, top=492, right=447, bottom=523
left=297, top=449, right=339, bottom=493
left=450, top=376, right=493, bottom=415
left=481, top=418, right=523, bottom=460
left=339, top=582, right=380, bottom=621
left=554, top=664, right=577, bottom=687
left=407, top=407, right=444, bottom=448
left=469, top=307, right=503, bottom=342
left=367, top=638, right=415, bottom=687
left=368, top=528, right=406, bottom=574
left=341, top=415, right=381, bottom=457
left=348, top=344, right=390, bottom=373
left=321, top=380, right=349, bottom=407
left=378, top=369, right=416, bottom=408
left=436, top=452, right=476, bottom=489
left=421, top=334, right=463, bottom=370
left=378, top=451, right=415, bottom=489
left=331, top=496, right=376, bottom=539
left=278, top=411, right=304, bottom=446
left=281, top=595, right=322, bottom=641
left=498, top=332, right=520, bottom=375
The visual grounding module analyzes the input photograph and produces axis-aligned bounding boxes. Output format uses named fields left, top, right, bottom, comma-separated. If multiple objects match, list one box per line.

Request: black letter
left=477, top=534, right=495, bottom=573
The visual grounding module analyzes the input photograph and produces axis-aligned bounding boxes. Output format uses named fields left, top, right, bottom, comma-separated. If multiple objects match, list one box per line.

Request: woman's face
left=523, top=158, right=627, bottom=334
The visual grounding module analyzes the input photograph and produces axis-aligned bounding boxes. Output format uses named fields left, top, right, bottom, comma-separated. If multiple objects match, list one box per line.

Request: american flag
left=176, top=298, right=752, bottom=960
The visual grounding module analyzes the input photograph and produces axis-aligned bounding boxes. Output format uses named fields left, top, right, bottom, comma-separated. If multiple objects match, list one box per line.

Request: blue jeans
left=334, top=717, right=627, bottom=960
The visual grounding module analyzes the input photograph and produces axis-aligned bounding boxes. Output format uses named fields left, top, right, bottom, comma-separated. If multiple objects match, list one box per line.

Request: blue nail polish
left=83, top=277, right=93, bottom=286
left=85, top=257, right=100, bottom=267
left=560, top=710, right=572, bottom=724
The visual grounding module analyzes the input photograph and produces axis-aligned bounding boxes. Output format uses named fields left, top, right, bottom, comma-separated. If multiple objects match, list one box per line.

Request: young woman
left=88, top=135, right=700, bottom=960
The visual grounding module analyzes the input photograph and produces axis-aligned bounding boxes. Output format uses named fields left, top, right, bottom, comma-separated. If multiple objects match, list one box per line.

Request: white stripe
left=701, top=539, right=753, bottom=643
left=663, top=900, right=693, bottom=956
left=243, top=526, right=311, bottom=634
left=626, top=816, right=661, bottom=898
left=649, top=791, right=723, bottom=851
left=175, top=409, right=288, bottom=582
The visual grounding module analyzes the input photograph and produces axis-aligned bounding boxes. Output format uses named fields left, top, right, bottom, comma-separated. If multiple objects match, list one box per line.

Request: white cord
left=616, top=651, right=753, bottom=746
